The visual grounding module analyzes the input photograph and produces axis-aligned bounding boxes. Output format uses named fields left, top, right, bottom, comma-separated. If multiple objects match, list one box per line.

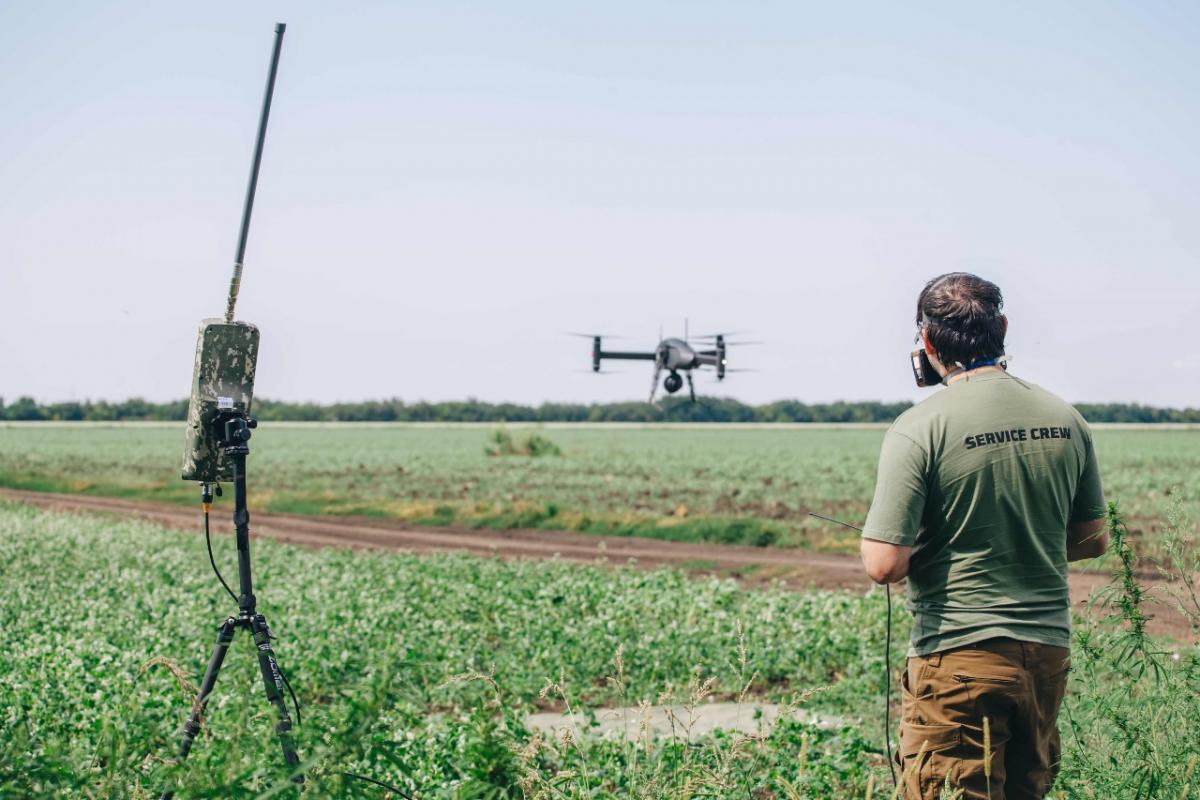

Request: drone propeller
left=565, top=332, right=626, bottom=340
left=694, top=334, right=762, bottom=343
left=691, top=329, right=752, bottom=339
left=572, top=368, right=624, bottom=374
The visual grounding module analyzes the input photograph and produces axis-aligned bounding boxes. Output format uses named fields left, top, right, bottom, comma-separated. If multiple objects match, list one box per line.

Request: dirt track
left=2, top=487, right=1189, bottom=639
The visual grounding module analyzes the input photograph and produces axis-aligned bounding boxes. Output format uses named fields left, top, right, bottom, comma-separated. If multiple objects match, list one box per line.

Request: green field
left=0, top=423, right=1196, bottom=558
left=2, top=500, right=1197, bottom=798
left=0, top=501, right=894, bottom=797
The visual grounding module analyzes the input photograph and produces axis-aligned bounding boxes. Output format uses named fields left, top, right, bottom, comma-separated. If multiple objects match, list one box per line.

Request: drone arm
left=599, top=351, right=658, bottom=361
left=694, top=352, right=729, bottom=379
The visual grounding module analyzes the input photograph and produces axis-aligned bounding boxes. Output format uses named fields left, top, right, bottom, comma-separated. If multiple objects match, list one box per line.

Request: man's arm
left=861, top=538, right=912, bottom=584
left=860, top=429, right=927, bottom=584
left=1067, top=431, right=1107, bottom=562
left=1067, top=517, right=1108, bottom=562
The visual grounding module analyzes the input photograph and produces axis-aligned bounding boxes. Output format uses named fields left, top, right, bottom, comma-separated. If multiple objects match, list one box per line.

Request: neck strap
left=943, top=356, right=1005, bottom=383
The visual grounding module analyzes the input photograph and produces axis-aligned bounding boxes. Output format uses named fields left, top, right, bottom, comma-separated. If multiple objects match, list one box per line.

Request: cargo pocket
left=903, top=659, right=935, bottom=702
left=900, top=723, right=961, bottom=800
left=901, top=722, right=960, bottom=756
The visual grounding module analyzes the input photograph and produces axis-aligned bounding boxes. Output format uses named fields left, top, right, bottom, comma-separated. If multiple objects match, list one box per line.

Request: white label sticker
left=217, top=396, right=234, bottom=410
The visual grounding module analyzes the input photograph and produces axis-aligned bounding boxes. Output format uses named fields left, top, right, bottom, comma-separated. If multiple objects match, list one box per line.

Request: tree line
left=2, top=396, right=1197, bottom=423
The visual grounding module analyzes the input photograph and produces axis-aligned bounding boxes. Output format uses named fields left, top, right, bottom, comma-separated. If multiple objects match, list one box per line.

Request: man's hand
left=1067, top=517, right=1109, bottom=562
left=860, top=538, right=912, bottom=584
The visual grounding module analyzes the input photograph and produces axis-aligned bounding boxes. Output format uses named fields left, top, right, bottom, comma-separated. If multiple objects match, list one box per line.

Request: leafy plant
left=484, top=427, right=562, bottom=458
left=1057, top=501, right=1200, bottom=799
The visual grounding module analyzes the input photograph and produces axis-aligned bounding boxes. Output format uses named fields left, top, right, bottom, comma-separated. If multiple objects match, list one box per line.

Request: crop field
left=0, top=500, right=895, bottom=797
left=2, top=499, right=1197, bottom=798
left=0, top=423, right=1196, bottom=560
left=1, top=425, right=1197, bottom=797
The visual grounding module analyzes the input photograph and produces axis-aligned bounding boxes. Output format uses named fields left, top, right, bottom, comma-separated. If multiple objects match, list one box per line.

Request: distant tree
left=3, top=396, right=1197, bottom=423
left=6, top=397, right=47, bottom=421
left=47, top=401, right=86, bottom=421
left=85, top=401, right=118, bottom=421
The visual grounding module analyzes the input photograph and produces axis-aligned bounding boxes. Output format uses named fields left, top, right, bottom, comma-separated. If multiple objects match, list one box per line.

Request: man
left=860, top=273, right=1108, bottom=800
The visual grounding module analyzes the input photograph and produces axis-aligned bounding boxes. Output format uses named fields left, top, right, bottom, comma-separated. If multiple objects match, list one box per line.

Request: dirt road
left=2, top=487, right=1188, bottom=639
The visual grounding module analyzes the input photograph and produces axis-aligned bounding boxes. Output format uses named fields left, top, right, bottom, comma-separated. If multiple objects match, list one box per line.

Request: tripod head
left=215, top=413, right=257, bottom=457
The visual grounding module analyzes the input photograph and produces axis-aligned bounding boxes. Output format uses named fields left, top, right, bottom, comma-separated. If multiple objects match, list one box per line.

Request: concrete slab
left=525, top=702, right=844, bottom=740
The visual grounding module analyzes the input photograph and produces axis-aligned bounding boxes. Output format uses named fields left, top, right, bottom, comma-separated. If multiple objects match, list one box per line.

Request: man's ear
left=1000, top=314, right=1009, bottom=339
left=922, top=329, right=937, bottom=356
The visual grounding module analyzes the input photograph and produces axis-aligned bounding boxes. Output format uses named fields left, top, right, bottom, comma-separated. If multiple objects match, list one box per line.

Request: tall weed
left=1056, top=501, right=1200, bottom=799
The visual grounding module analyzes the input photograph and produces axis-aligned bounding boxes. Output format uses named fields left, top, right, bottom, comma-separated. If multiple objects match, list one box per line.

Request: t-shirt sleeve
left=1070, top=436, right=1107, bottom=523
left=861, top=429, right=929, bottom=547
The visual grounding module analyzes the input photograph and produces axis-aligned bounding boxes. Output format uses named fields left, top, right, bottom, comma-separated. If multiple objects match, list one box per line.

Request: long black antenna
left=807, top=511, right=862, bottom=532
left=225, top=22, right=286, bottom=323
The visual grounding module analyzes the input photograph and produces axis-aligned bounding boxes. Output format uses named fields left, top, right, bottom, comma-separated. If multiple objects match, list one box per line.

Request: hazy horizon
left=2, top=394, right=1197, bottom=412
left=3, top=3, right=1198, bottom=407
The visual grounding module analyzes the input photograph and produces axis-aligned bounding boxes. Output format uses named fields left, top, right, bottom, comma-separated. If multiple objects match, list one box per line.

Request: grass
left=0, top=500, right=900, bottom=797
left=1, top=499, right=1197, bottom=798
left=1, top=423, right=1196, bottom=559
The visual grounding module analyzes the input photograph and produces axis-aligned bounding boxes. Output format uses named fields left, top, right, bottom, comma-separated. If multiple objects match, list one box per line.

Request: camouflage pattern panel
left=181, top=319, right=259, bottom=482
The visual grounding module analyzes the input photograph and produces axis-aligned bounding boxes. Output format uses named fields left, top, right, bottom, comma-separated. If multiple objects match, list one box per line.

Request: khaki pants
left=897, top=637, right=1070, bottom=800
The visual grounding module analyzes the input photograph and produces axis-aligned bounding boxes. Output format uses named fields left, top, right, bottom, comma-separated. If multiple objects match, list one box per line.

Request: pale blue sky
left=2, top=2, right=1197, bottom=406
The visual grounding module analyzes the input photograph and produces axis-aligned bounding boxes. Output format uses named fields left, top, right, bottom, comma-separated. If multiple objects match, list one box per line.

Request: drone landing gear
left=686, top=371, right=695, bottom=402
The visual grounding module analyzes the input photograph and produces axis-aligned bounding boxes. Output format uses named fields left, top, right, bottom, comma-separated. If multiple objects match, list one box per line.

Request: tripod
left=161, top=415, right=302, bottom=799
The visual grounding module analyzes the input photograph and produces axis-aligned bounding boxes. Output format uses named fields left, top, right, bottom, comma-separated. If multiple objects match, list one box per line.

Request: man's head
left=916, top=273, right=1008, bottom=374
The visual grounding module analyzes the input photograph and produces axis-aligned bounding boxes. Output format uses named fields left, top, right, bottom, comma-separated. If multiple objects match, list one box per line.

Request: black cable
left=808, top=512, right=897, bottom=789
left=885, top=582, right=896, bottom=788
left=277, top=673, right=416, bottom=800
left=201, top=493, right=407, bottom=798
left=278, top=665, right=301, bottom=727
left=196, top=486, right=404, bottom=797
left=204, top=509, right=238, bottom=603
left=343, top=771, right=415, bottom=799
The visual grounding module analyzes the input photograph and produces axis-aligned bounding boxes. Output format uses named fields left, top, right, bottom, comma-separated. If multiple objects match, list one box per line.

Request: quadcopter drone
left=572, top=324, right=758, bottom=402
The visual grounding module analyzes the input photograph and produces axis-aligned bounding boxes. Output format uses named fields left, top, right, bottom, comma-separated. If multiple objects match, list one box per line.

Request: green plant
left=1056, top=501, right=1200, bottom=798
left=0, top=501, right=899, bottom=797
left=484, top=426, right=562, bottom=458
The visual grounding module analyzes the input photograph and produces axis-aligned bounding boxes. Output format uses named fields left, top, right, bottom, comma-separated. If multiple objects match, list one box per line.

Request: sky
left=2, top=1, right=1198, bottom=407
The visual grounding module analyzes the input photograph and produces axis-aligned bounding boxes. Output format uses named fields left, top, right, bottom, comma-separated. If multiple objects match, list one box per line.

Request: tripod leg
left=160, top=617, right=238, bottom=800
left=251, top=613, right=303, bottom=784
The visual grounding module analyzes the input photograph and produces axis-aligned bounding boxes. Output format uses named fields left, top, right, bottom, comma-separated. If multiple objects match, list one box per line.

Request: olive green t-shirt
left=862, top=370, right=1106, bottom=657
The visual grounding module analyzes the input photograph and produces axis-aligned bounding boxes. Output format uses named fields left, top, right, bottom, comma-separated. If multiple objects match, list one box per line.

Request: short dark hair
left=916, top=272, right=1006, bottom=365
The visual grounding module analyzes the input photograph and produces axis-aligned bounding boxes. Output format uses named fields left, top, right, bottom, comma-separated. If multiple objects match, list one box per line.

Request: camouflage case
left=181, top=319, right=260, bottom=482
